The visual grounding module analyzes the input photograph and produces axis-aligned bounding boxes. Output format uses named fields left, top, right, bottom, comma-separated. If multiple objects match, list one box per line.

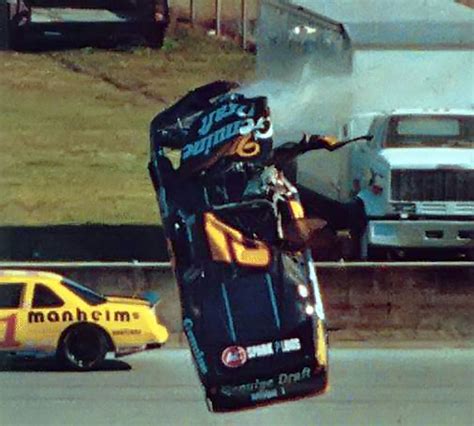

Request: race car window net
left=61, top=279, right=106, bottom=306
left=204, top=212, right=271, bottom=268
left=32, top=284, right=64, bottom=308
left=0, top=283, right=24, bottom=309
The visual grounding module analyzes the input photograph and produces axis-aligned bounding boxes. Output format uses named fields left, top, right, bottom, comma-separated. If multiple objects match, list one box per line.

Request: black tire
left=0, top=0, right=11, bottom=51
left=144, top=25, right=165, bottom=49
left=57, top=324, right=108, bottom=371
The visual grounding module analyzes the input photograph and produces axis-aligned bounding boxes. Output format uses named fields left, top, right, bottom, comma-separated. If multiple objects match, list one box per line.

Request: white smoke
left=243, top=49, right=473, bottom=145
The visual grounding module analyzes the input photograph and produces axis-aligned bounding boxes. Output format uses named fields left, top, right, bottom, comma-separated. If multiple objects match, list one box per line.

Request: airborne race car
left=148, top=81, right=366, bottom=411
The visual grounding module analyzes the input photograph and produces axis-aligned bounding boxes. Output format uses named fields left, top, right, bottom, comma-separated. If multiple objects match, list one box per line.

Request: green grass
left=0, top=30, right=255, bottom=225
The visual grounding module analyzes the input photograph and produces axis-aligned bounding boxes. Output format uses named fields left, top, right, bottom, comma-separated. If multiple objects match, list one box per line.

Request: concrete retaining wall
left=0, top=225, right=167, bottom=261
left=3, top=263, right=472, bottom=340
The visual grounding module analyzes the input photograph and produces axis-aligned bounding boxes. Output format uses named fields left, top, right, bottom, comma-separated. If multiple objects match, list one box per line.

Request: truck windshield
left=386, top=115, right=473, bottom=148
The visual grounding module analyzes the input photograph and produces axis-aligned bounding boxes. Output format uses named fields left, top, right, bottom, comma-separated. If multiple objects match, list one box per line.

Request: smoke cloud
left=243, top=49, right=473, bottom=145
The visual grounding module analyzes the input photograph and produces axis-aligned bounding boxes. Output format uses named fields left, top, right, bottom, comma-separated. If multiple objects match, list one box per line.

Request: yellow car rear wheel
left=57, top=324, right=109, bottom=371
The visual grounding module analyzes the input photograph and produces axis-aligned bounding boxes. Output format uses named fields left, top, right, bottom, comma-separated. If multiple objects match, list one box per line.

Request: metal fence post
left=215, top=0, right=221, bottom=36
left=241, top=0, right=247, bottom=49
left=189, top=0, right=195, bottom=27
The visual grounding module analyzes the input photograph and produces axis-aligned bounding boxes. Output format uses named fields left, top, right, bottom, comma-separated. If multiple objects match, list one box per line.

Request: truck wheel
left=57, top=324, right=108, bottom=371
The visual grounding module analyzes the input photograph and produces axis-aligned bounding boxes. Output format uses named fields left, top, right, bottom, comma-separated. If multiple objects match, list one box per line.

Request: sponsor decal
left=197, top=103, right=254, bottom=137
left=277, top=367, right=311, bottom=385
left=221, top=345, right=248, bottom=368
left=239, top=116, right=273, bottom=139
left=220, top=367, right=313, bottom=396
left=183, top=318, right=208, bottom=374
left=182, top=111, right=272, bottom=161
left=27, top=309, right=135, bottom=324
left=246, top=338, right=301, bottom=360
left=221, top=378, right=274, bottom=395
left=246, top=342, right=273, bottom=359
left=280, top=337, right=301, bottom=353
left=250, top=389, right=278, bottom=402
left=230, top=135, right=261, bottom=158
left=112, top=329, right=142, bottom=336
left=182, top=120, right=244, bottom=160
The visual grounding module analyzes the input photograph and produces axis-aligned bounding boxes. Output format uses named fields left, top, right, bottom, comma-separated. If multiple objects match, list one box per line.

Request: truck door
left=350, top=116, right=385, bottom=195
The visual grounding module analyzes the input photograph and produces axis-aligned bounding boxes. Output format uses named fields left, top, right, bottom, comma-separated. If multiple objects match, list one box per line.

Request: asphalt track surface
left=0, top=348, right=473, bottom=426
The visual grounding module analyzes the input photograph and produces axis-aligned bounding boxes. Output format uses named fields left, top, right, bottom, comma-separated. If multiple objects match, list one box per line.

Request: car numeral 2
left=0, top=314, right=20, bottom=348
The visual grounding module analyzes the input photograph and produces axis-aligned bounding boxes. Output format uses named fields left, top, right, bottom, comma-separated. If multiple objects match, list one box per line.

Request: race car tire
left=57, top=324, right=109, bottom=371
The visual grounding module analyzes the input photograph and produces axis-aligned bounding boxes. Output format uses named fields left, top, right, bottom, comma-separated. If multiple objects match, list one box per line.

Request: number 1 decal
left=0, top=314, right=20, bottom=348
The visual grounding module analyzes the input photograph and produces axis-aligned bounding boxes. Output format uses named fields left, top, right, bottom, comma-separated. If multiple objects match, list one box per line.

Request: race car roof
left=0, top=269, right=62, bottom=281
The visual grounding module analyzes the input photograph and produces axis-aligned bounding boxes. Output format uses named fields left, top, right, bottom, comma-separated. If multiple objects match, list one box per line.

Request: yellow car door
left=24, top=282, right=70, bottom=353
left=0, top=282, right=28, bottom=351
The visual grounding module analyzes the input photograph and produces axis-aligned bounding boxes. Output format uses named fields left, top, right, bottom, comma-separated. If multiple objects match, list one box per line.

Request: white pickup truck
left=297, top=109, right=474, bottom=259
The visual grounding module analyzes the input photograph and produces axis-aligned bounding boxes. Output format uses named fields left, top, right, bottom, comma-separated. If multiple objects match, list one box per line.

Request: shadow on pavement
left=0, top=356, right=131, bottom=372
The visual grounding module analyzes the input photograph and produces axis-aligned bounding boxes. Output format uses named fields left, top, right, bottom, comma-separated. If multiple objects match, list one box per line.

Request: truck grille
left=391, top=170, right=474, bottom=201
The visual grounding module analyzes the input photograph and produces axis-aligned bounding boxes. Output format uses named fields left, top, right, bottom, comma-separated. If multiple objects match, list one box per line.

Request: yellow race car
left=0, top=270, right=169, bottom=370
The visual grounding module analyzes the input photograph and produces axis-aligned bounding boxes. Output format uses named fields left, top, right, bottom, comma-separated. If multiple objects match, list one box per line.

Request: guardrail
left=1, top=261, right=472, bottom=337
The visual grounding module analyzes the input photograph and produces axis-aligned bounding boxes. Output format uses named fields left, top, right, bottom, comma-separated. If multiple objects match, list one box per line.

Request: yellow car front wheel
left=57, top=324, right=109, bottom=371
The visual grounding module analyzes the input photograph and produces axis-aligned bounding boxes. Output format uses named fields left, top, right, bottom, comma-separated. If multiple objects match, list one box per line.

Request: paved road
left=0, top=348, right=472, bottom=426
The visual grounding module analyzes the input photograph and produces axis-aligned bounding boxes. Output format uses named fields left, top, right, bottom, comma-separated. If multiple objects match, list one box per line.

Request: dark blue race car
left=148, top=81, right=333, bottom=411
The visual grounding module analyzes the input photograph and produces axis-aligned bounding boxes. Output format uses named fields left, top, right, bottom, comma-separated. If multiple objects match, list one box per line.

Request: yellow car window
left=0, top=284, right=24, bottom=309
left=32, top=284, right=64, bottom=309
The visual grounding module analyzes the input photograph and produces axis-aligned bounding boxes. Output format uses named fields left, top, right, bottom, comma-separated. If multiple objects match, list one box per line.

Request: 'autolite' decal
left=221, top=346, right=248, bottom=368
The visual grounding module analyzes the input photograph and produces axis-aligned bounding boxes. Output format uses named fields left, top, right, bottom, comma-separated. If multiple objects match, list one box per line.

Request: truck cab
left=349, top=109, right=474, bottom=258
left=296, top=109, right=473, bottom=259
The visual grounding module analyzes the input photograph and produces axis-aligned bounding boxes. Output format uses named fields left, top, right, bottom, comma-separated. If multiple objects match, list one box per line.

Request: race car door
left=22, top=282, right=69, bottom=353
left=0, top=282, right=28, bottom=351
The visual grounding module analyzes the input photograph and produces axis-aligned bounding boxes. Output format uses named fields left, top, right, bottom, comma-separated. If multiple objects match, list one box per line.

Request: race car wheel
left=57, top=324, right=108, bottom=371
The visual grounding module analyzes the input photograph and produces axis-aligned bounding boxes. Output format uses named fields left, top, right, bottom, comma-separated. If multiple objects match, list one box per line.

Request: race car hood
left=380, top=148, right=474, bottom=170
